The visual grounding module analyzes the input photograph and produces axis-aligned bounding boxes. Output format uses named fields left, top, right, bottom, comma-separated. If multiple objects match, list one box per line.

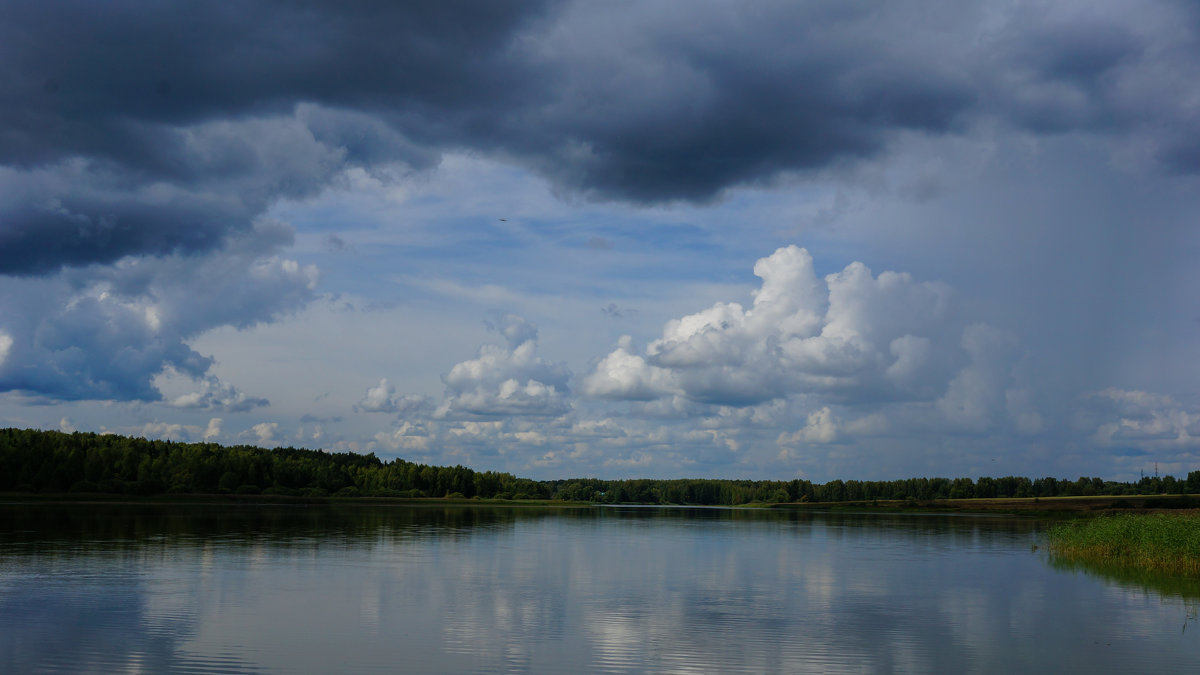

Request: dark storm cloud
left=0, top=191, right=247, bottom=275
left=504, top=1, right=979, bottom=202
left=0, top=0, right=546, bottom=165
left=3, top=0, right=1198, bottom=275
left=983, top=15, right=1146, bottom=133
left=0, top=0, right=548, bottom=275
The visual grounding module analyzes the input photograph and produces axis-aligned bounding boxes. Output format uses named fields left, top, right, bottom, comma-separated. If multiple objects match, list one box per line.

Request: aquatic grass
left=1046, top=513, right=1200, bottom=577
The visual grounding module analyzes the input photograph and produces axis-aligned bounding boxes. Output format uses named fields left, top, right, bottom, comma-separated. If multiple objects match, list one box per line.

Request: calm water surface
left=1, top=503, right=1197, bottom=673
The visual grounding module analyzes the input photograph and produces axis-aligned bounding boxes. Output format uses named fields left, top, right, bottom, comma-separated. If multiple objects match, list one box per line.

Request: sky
left=1, top=0, right=1198, bottom=482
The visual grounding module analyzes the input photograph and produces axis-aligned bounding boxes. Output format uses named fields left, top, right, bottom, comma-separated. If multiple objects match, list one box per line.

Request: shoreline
left=768, top=493, right=1200, bottom=515
left=3, top=491, right=1198, bottom=515
left=0, top=492, right=594, bottom=508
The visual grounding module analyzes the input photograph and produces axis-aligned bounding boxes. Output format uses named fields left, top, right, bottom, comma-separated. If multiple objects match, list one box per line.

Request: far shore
left=3, top=491, right=1198, bottom=515
left=769, top=493, right=1200, bottom=515
left=0, top=492, right=593, bottom=508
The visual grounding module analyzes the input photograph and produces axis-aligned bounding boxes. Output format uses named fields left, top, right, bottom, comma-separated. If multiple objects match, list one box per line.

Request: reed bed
left=1046, top=513, right=1200, bottom=577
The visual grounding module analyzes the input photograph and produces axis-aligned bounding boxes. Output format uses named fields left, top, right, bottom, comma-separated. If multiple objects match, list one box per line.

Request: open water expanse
left=1, top=503, right=1198, bottom=674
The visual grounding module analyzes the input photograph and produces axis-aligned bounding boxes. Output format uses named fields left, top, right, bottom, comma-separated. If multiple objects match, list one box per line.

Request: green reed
left=1046, top=513, right=1200, bottom=577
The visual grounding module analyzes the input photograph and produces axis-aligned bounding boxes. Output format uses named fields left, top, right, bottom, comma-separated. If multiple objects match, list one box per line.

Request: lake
left=1, top=503, right=1197, bottom=673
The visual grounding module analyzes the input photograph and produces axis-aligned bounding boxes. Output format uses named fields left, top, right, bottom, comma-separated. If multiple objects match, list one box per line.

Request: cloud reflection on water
left=0, top=505, right=1197, bottom=673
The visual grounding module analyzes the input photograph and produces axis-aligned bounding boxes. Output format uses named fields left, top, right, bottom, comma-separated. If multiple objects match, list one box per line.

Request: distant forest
left=3, top=428, right=1199, bottom=505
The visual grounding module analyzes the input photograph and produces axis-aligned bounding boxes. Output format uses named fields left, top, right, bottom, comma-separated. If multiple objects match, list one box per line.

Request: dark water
left=1, top=504, right=1197, bottom=674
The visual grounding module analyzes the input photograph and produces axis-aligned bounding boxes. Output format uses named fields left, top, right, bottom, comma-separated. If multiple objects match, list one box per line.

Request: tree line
left=3, top=427, right=1199, bottom=504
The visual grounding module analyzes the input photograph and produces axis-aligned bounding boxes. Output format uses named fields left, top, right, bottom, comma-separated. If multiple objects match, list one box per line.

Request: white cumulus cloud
left=204, top=418, right=223, bottom=441
left=0, top=331, right=12, bottom=367
left=355, top=378, right=433, bottom=415
left=587, top=245, right=982, bottom=409
left=434, top=315, right=572, bottom=419
left=0, top=219, right=317, bottom=403
left=167, top=375, right=269, bottom=413
left=247, top=422, right=281, bottom=447
left=1083, top=388, right=1200, bottom=448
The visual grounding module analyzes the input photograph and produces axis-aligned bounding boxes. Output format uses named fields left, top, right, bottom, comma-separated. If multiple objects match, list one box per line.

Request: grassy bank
left=1046, top=513, right=1200, bottom=576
